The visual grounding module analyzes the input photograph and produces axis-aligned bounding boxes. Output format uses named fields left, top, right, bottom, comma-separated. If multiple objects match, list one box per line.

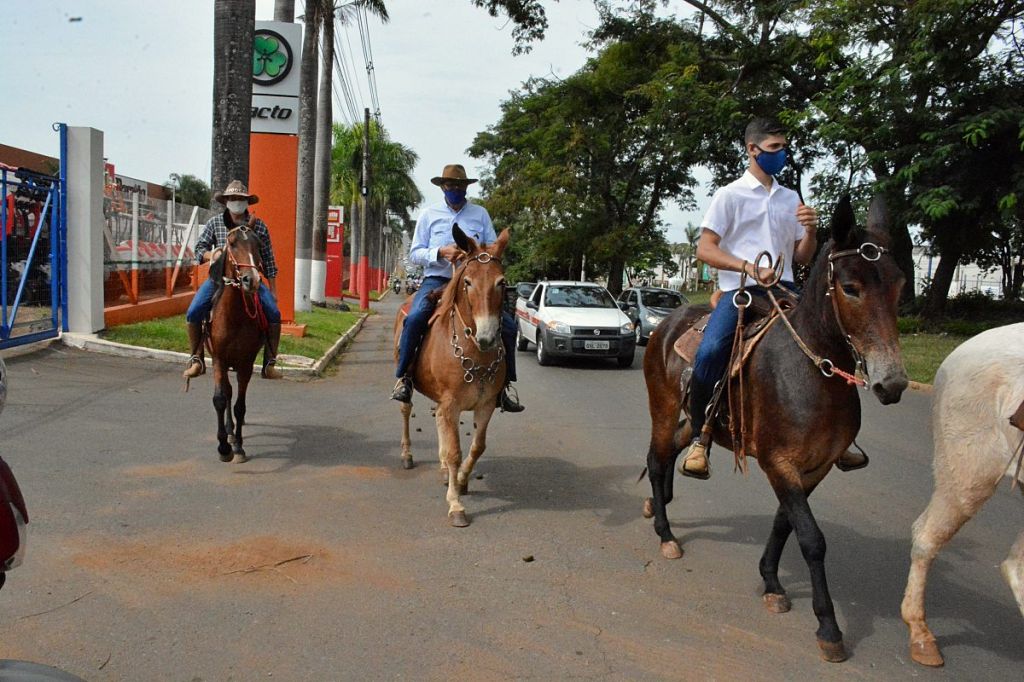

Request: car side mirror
left=526, top=300, right=538, bottom=310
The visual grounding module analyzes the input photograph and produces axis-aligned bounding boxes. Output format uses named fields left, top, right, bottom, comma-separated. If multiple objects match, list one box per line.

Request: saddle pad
left=673, top=313, right=710, bottom=363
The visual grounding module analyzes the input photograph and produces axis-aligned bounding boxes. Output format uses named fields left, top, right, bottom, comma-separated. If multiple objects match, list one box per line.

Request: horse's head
left=828, top=195, right=908, bottom=404
left=224, top=226, right=264, bottom=294
left=452, top=224, right=510, bottom=351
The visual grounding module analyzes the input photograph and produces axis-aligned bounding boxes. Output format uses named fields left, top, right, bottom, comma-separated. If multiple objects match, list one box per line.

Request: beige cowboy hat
left=430, top=164, right=478, bottom=186
left=213, top=179, right=259, bottom=205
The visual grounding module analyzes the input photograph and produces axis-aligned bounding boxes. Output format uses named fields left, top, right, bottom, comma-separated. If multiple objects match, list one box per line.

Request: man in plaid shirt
left=183, top=180, right=283, bottom=380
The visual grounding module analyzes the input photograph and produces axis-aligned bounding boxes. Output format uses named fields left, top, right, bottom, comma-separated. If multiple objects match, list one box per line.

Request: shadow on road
left=661, top=511, right=1023, bottom=663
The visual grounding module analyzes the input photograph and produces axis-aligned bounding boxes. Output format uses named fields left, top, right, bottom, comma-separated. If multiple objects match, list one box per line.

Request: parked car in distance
left=618, top=287, right=689, bottom=346
left=515, top=282, right=537, bottom=300
left=515, top=281, right=636, bottom=367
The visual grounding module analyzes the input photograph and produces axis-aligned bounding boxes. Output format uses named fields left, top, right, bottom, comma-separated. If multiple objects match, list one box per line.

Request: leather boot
left=679, top=440, right=710, bottom=480
left=262, top=323, right=284, bottom=379
left=497, top=384, right=525, bottom=413
left=391, top=376, right=413, bottom=403
left=182, top=322, right=205, bottom=379
left=836, top=448, right=869, bottom=472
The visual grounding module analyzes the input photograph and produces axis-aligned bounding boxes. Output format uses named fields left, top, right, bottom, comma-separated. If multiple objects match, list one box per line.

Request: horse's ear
left=866, top=193, right=890, bottom=237
left=452, top=223, right=478, bottom=255
left=831, top=195, right=855, bottom=246
left=491, top=228, right=510, bottom=259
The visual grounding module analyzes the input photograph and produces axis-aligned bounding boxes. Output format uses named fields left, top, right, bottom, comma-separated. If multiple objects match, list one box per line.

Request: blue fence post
left=57, top=122, right=69, bottom=332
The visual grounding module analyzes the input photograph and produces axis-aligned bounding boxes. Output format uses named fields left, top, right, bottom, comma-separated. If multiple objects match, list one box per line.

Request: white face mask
left=226, top=200, right=248, bottom=215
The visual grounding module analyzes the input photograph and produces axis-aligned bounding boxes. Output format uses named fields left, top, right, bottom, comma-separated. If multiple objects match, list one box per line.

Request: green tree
left=471, top=12, right=734, bottom=294
left=166, top=173, right=211, bottom=208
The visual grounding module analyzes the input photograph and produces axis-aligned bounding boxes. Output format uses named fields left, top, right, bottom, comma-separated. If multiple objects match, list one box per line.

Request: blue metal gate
left=0, top=123, right=68, bottom=349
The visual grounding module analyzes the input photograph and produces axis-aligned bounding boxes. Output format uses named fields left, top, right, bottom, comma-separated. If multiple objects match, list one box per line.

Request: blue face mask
left=443, top=188, right=467, bottom=205
left=754, top=146, right=788, bottom=176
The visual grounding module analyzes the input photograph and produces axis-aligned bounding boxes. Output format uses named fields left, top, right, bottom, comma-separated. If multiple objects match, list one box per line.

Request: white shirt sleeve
left=480, top=207, right=497, bottom=244
left=701, top=188, right=732, bottom=240
left=788, top=193, right=804, bottom=243
left=408, top=211, right=438, bottom=266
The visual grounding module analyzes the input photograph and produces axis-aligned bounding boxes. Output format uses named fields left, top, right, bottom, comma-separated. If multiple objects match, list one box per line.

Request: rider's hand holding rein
left=439, top=243, right=465, bottom=264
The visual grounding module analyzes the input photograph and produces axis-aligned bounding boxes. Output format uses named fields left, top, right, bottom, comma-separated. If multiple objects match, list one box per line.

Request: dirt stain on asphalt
left=119, top=459, right=202, bottom=479
left=68, top=534, right=407, bottom=599
left=312, top=464, right=393, bottom=480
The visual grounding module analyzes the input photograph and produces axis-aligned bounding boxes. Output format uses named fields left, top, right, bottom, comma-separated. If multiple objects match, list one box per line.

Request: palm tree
left=294, top=2, right=321, bottom=311
left=210, top=0, right=256, bottom=208
left=310, top=0, right=389, bottom=304
left=273, top=0, right=294, bottom=21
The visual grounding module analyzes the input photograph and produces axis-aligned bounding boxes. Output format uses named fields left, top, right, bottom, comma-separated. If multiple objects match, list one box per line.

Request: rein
left=448, top=251, right=505, bottom=384
left=220, top=226, right=268, bottom=330
left=763, top=242, right=890, bottom=389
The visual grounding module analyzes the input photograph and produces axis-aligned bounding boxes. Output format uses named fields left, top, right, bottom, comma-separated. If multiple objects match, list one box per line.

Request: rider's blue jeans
left=186, top=278, right=282, bottom=324
left=689, top=281, right=796, bottom=441
left=396, top=275, right=517, bottom=383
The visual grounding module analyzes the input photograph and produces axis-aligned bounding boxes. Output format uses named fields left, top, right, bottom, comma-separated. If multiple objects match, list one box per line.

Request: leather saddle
left=398, top=287, right=444, bottom=320
left=673, top=287, right=799, bottom=376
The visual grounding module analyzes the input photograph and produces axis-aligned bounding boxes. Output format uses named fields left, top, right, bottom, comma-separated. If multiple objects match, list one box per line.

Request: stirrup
left=261, top=360, right=283, bottom=380
left=679, top=440, right=710, bottom=480
left=182, top=355, right=205, bottom=378
left=836, top=449, right=869, bottom=472
left=391, top=376, right=413, bottom=403
left=498, top=384, right=525, bottom=413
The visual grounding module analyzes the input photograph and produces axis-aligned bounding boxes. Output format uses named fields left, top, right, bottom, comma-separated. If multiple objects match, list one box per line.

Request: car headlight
left=546, top=320, right=571, bottom=334
left=620, top=322, right=634, bottom=333
left=645, top=314, right=663, bottom=326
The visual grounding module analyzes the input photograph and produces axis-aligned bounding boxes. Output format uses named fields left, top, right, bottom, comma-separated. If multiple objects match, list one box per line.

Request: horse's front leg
left=212, top=363, right=233, bottom=462
left=771, top=477, right=845, bottom=662
left=436, top=403, right=467, bottom=527
left=399, top=401, right=414, bottom=469
left=644, top=402, right=689, bottom=560
left=231, top=366, right=253, bottom=463
left=457, top=403, right=496, bottom=494
left=759, top=504, right=793, bottom=613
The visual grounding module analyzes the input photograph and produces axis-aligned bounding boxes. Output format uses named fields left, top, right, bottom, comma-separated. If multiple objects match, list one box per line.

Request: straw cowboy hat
left=213, top=180, right=259, bottom=205
left=430, top=164, right=478, bottom=186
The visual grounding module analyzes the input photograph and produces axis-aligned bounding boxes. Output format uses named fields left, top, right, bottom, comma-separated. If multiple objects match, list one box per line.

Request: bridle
left=761, top=241, right=891, bottom=388
left=449, top=251, right=506, bottom=384
left=222, top=226, right=264, bottom=289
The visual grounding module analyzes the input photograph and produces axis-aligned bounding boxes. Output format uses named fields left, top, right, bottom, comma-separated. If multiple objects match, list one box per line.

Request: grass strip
left=99, top=306, right=364, bottom=366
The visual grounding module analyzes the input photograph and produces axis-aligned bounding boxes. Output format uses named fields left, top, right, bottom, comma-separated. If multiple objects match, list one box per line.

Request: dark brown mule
left=642, top=195, right=908, bottom=662
left=208, top=226, right=267, bottom=464
left=393, top=225, right=510, bottom=527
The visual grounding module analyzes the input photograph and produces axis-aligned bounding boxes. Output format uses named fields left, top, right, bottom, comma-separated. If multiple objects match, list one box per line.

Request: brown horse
left=642, top=195, right=908, bottom=662
left=208, top=226, right=267, bottom=464
left=394, top=225, right=510, bottom=527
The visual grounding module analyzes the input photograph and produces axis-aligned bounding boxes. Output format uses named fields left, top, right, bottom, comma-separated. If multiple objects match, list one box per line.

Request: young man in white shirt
left=680, top=117, right=867, bottom=479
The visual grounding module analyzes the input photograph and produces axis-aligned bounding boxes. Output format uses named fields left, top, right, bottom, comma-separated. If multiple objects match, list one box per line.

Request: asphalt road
left=0, top=295, right=1020, bottom=680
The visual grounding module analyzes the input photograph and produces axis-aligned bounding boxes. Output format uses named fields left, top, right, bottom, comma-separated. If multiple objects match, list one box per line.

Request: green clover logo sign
left=252, top=29, right=293, bottom=87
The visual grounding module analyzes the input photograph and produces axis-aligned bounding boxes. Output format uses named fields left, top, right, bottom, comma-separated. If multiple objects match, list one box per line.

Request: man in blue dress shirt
left=391, top=164, right=524, bottom=413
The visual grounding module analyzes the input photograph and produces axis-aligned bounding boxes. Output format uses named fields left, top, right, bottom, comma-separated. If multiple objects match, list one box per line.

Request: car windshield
left=642, top=291, right=684, bottom=309
left=545, top=286, right=616, bottom=308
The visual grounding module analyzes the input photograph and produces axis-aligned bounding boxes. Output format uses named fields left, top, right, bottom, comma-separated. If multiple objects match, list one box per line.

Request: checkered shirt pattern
left=194, top=211, right=278, bottom=279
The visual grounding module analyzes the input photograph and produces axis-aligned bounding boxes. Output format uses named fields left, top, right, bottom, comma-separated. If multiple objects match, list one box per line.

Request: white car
left=515, top=281, right=636, bottom=367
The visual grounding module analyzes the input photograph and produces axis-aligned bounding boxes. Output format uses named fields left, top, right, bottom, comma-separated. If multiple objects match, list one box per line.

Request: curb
left=60, top=312, right=369, bottom=379
left=908, top=380, right=933, bottom=393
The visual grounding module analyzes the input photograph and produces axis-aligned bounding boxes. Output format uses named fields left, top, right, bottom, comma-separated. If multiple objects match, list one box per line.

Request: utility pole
left=359, top=107, right=371, bottom=311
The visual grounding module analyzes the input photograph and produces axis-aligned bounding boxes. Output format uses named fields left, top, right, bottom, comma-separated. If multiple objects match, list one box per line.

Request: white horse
left=901, top=322, right=1024, bottom=667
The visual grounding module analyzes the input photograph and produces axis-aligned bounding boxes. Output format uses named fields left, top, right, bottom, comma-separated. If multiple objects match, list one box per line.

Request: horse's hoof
left=402, top=458, right=415, bottom=470
left=762, top=592, right=791, bottom=614
left=660, top=540, right=683, bottom=560
left=909, top=639, right=944, bottom=667
left=219, top=451, right=232, bottom=463
left=817, top=639, right=847, bottom=663
left=232, top=452, right=249, bottom=464
left=642, top=497, right=654, bottom=519
left=448, top=510, right=470, bottom=527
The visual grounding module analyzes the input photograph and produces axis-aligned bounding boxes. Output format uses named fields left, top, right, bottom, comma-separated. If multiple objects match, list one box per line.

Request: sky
left=0, top=0, right=706, bottom=242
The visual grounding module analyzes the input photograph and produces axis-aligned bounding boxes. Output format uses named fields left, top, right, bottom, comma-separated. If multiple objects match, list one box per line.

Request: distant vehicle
left=618, top=287, right=689, bottom=346
left=515, top=281, right=636, bottom=368
left=515, top=282, right=537, bottom=300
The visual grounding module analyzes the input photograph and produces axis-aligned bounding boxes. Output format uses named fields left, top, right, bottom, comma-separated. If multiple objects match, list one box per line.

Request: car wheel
left=516, top=323, right=530, bottom=351
left=536, top=334, right=552, bottom=366
left=635, top=323, right=647, bottom=347
left=616, top=352, right=634, bottom=368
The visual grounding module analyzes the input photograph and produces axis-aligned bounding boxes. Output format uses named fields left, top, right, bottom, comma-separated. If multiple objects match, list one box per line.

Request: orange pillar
left=249, top=133, right=305, bottom=336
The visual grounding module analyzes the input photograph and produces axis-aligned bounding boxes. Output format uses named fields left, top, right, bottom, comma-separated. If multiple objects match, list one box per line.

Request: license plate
left=584, top=340, right=610, bottom=350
